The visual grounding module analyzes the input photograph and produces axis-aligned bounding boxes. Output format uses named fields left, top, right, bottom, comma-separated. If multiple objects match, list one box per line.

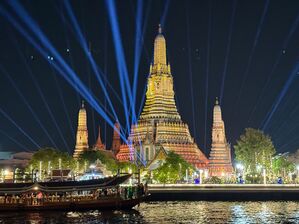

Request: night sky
left=0, top=0, right=299, bottom=156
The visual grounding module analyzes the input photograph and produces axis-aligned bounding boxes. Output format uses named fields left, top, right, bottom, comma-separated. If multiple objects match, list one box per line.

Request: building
left=208, top=98, right=233, bottom=177
left=94, top=126, right=106, bottom=151
left=0, top=152, right=33, bottom=169
left=0, top=152, right=33, bottom=182
left=116, top=25, right=208, bottom=169
left=73, top=101, right=89, bottom=159
left=111, top=122, right=121, bottom=155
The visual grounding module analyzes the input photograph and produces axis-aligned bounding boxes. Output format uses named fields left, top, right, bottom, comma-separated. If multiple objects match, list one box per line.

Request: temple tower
left=116, top=25, right=208, bottom=168
left=208, top=98, right=233, bottom=177
left=73, top=101, right=89, bottom=159
left=94, top=126, right=106, bottom=150
left=111, top=122, right=121, bottom=155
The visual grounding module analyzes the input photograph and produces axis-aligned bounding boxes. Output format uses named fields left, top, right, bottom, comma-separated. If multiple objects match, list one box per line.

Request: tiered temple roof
left=94, top=126, right=106, bottom=150
left=208, top=98, right=233, bottom=176
left=73, top=101, right=89, bottom=159
left=111, top=122, right=121, bottom=155
left=116, top=25, right=208, bottom=168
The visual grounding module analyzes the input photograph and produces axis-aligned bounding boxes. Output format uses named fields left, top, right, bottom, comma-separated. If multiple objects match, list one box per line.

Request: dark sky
left=0, top=0, right=299, bottom=156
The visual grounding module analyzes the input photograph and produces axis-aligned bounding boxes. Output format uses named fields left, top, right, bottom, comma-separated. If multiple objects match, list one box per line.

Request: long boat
left=0, top=174, right=147, bottom=211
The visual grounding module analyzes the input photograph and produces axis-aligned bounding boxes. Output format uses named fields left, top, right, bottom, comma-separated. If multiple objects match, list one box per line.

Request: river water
left=0, top=201, right=299, bottom=223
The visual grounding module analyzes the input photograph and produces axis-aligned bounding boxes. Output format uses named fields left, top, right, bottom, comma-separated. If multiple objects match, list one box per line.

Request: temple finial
left=215, top=97, right=219, bottom=105
left=158, top=24, right=162, bottom=34
left=81, top=100, right=85, bottom=108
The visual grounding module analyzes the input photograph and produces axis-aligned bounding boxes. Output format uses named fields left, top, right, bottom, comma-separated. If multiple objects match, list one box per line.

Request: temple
left=111, top=122, right=121, bottom=155
left=73, top=101, right=89, bottom=159
left=116, top=25, right=208, bottom=168
left=208, top=98, right=233, bottom=177
left=94, top=126, right=106, bottom=151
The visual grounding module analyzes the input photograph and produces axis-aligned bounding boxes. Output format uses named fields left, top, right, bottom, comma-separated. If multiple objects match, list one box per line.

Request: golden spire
left=153, top=24, right=167, bottom=65
left=158, top=23, right=162, bottom=34
left=73, top=102, right=89, bottom=159
left=213, top=97, right=222, bottom=122
left=95, top=125, right=105, bottom=150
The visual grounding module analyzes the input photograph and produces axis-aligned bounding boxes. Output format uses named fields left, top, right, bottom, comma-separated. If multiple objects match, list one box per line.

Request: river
left=0, top=201, right=299, bottom=223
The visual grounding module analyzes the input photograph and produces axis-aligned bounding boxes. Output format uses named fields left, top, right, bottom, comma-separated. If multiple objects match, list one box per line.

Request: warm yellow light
left=4, top=169, right=9, bottom=176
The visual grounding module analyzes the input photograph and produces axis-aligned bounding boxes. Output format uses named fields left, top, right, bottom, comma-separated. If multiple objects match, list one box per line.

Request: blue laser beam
left=261, top=58, right=299, bottom=130
left=0, top=107, right=41, bottom=149
left=204, top=1, right=212, bottom=153
left=247, top=13, right=299, bottom=124
left=0, top=128, right=28, bottom=152
left=132, top=0, right=143, bottom=125
left=220, top=0, right=237, bottom=104
left=58, top=4, right=81, bottom=107
left=160, top=0, right=170, bottom=28
left=0, top=3, right=127, bottom=142
left=51, top=68, right=76, bottom=141
left=232, top=0, right=270, bottom=113
left=63, top=0, right=120, bottom=124
left=105, top=0, right=135, bottom=133
left=186, top=0, right=196, bottom=138
left=0, top=64, right=59, bottom=149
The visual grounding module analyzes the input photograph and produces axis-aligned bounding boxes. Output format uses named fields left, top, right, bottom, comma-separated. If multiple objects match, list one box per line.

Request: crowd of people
left=0, top=183, right=148, bottom=205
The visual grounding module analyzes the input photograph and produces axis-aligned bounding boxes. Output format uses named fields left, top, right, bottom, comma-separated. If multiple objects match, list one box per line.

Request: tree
left=118, top=161, right=138, bottom=174
left=27, top=148, right=75, bottom=179
left=234, top=128, right=276, bottom=173
left=272, top=155, right=295, bottom=178
left=152, top=151, right=194, bottom=184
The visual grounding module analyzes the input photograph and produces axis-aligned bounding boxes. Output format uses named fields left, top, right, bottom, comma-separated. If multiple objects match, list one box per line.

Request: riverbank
left=147, top=184, right=299, bottom=201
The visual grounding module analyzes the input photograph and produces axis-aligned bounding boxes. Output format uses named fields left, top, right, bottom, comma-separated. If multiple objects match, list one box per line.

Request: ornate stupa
left=116, top=25, right=208, bottom=168
left=94, top=126, right=106, bottom=150
left=73, top=101, right=89, bottom=159
left=208, top=98, right=233, bottom=176
left=111, top=122, right=121, bottom=155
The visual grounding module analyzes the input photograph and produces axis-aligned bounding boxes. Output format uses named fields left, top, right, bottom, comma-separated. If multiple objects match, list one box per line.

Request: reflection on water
left=0, top=201, right=299, bottom=223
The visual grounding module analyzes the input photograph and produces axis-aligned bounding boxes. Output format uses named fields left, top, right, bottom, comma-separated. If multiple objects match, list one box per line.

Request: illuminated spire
left=73, top=103, right=89, bottom=158
left=158, top=23, right=162, bottom=34
left=215, top=97, right=219, bottom=105
left=95, top=125, right=105, bottom=150
left=153, top=24, right=167, bottom=65
left=81, top=100, right=85, bottom=108
left=111, top=122, right=121, bottom=155
left=209, top=97, right=233, bottom=177
left=213, top=97, right=222, bottom=122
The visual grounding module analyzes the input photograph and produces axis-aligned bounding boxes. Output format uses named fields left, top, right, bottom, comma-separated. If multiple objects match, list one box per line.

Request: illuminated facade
left=208, top=98, right=233, bottom=177
left=116, top=26, right=208, bottom=168
left=111, top=122, right=121, bottom=155
left=73, top=101, right=89, bottom=159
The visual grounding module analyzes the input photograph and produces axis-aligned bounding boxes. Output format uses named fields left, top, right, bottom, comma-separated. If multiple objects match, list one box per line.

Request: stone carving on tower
left=208, top=98, right=233, bottom=177
left=73, top=101, right=89, bottom=159
left=116, top=25, right=208, bottom=168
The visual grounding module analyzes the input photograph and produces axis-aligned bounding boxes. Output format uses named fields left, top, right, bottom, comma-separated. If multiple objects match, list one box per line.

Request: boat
left=0, top=174, right=147, bottom=211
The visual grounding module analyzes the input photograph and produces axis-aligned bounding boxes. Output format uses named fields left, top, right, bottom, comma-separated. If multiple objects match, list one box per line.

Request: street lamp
left=199, top=169, right=203, bottom=184
left=263, top=168, right=267, bottom=185
left=58, top=158, right=62, bottom=170
left=236, top=163, right=244, bottom=175
left=39, top=161, right=43, bottom=181
left=3, top=169, right=8, bottom=183
left=236, top=163, right=245, bottom=183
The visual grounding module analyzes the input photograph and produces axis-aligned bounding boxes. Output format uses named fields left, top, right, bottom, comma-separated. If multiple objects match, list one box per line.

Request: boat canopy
left=0, top=174, right=131, bottom=195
